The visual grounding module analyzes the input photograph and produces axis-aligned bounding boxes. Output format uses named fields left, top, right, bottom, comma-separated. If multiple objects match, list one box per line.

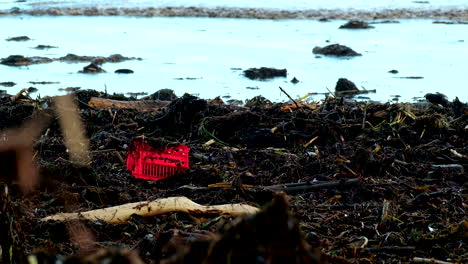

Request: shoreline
left=1, top=6, right=468, bottom=20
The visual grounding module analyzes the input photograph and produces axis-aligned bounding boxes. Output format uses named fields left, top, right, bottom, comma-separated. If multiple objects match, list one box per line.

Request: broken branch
left=41, top=196, right=259, bottom=224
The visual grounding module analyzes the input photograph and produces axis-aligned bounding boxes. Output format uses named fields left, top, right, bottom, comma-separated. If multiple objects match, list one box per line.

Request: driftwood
left=88, top=97, right=170, bottom=110
left=41, top=196, right=259, bottom=224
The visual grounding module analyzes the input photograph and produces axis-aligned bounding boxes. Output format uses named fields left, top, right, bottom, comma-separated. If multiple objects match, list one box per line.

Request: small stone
left=290, top=77, right=299, bottom=84
left=388, top=70, right=399, bottom=74
left=339, top=20, right=374, bottom=29
left=115, top=69, right=134, bottom=74
left=79, top=63, right=106, bottom=73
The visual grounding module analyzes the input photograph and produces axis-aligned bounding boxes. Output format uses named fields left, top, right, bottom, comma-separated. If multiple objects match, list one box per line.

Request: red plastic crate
left=126, top=140, right=190, bottom=181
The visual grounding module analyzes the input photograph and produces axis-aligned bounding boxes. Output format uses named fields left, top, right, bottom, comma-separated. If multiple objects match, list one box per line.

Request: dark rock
left=246, top=86, right=260, bottom=90
left=27, top=87, right=38, bottom=93
left=126, top=92, right=148, bottom=98
left=339, top=20, right=374, bottom=29
left=243, top=67, right=287, bottom=80
left=398, top=76, right=423, bottom=79
left=425, top=92, right=449, bottom=107
left=388, top=70, right=399, bottom=74
left=318, top=18, right=330, bottom=22
left=58, top=53, right=95, bottom=62
left=370, top=20, right=400, bottom=24
left=58, top=53, right=140, bottom=63
left=115, top=69, right=134, bottom=74
left=29, top=81, right=59, bottom=85
left=312, top=44, right=361, bottom=57
left=245, top=96, right=272, bottom=107
left=78, top=63, right=106, bottom=73
left=335, top=78, right=359, bottom=92
left=0, top=55, right=53, bottom=66
left=6, top=36, right=30, bottom=41
left=58, top=87, right=81, bottom=92
left=290, top=77, right=300, bottom=84
left=146, top=89, right=178, bottom=101
left=33, top=45, right=58, bottom=50
left=0, top=82, right=16, bottom=87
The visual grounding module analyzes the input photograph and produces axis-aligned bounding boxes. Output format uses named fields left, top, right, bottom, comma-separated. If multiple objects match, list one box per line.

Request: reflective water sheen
left=0, top=16, right=467, bottom=102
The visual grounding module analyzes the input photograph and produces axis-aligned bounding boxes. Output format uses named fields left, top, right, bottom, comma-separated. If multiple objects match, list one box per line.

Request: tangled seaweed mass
left=0, top=89, right=466, bottom=263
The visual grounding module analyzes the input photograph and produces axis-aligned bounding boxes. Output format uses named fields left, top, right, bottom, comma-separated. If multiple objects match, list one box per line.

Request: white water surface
left=1, top=0, right=467, bottom=11
left=0, top=16, right=467, bottom=102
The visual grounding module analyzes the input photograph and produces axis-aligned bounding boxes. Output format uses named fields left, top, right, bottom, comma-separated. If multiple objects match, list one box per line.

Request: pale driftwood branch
left=41, top=196, right=259, bottom=224
left=88, top=97, right=170, bottom=110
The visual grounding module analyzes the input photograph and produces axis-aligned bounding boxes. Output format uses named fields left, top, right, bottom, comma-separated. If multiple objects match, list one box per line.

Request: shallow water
left=0, top=16, right=467, bottom=102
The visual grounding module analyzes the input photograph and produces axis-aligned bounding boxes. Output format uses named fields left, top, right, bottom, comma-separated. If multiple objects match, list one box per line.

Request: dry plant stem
left=413, top=257, right=454, bottom=264
left=41, top=196, right=259, bottom=224
left=279, top=86, right=299, bottom=108
left=88, top=97, right=170, bottom=110
left=266, top=178, right=360, bottom=194
left=54, top=95, right=90, bottom=165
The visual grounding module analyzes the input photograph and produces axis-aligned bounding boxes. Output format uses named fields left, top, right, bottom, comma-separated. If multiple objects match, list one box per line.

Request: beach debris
left=41, top=196, right=259, bottom=224
left=115, top=69, right=134, bottom=74
left=290, top=77, right=300, bottom=83
left=79, top=62, right=106, bottom=73
left=243, top=67, right=287, bottom=80
left=245, top=95, right=272, bottom=107
left=388, top=69, right=399, bottom=74
left=0, top=55, right=53, bottom=66
left=208, top=96, right=224, bottom=105
left=0, top=81, right=16, bottom=87
left=5, top=36, right=31, bottom=41
left=127, top=139, right=190, bottom=181
left=425, top=92, right=449, bottom=107
left=339, top=20, right=374, bottom=29
left=32, top=44, right=58, bottom=50
left=88, top=97, right=170, bottom=110
left=312, top=44, right=361, bottom=56
left=144, top=89, right=178, bottom=101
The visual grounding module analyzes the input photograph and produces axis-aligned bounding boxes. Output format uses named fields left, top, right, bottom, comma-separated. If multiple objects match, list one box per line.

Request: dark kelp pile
left=0, top=90, right=467, bottom=263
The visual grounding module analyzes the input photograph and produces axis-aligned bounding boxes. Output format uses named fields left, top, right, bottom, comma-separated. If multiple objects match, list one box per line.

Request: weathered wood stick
left=88, top=97, right=170, bottom=110
left=41, top=196, right=259, bottom=224
left=266, top=178, right=360, bottom=194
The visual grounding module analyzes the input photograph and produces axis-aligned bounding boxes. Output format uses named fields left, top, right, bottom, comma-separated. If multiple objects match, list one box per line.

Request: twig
left=361, top=103, right=367, bottom=129
left=115, top=151, right=126, bottom=166
left=325, top=87, right=336, bottom=98
left=279, top=86, right=299, bottom=109
left=303, top=136, right=319, bottom=148
left=265, top=178, right=360, bottom=194
left=413, top=257, right=454, bottom=264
